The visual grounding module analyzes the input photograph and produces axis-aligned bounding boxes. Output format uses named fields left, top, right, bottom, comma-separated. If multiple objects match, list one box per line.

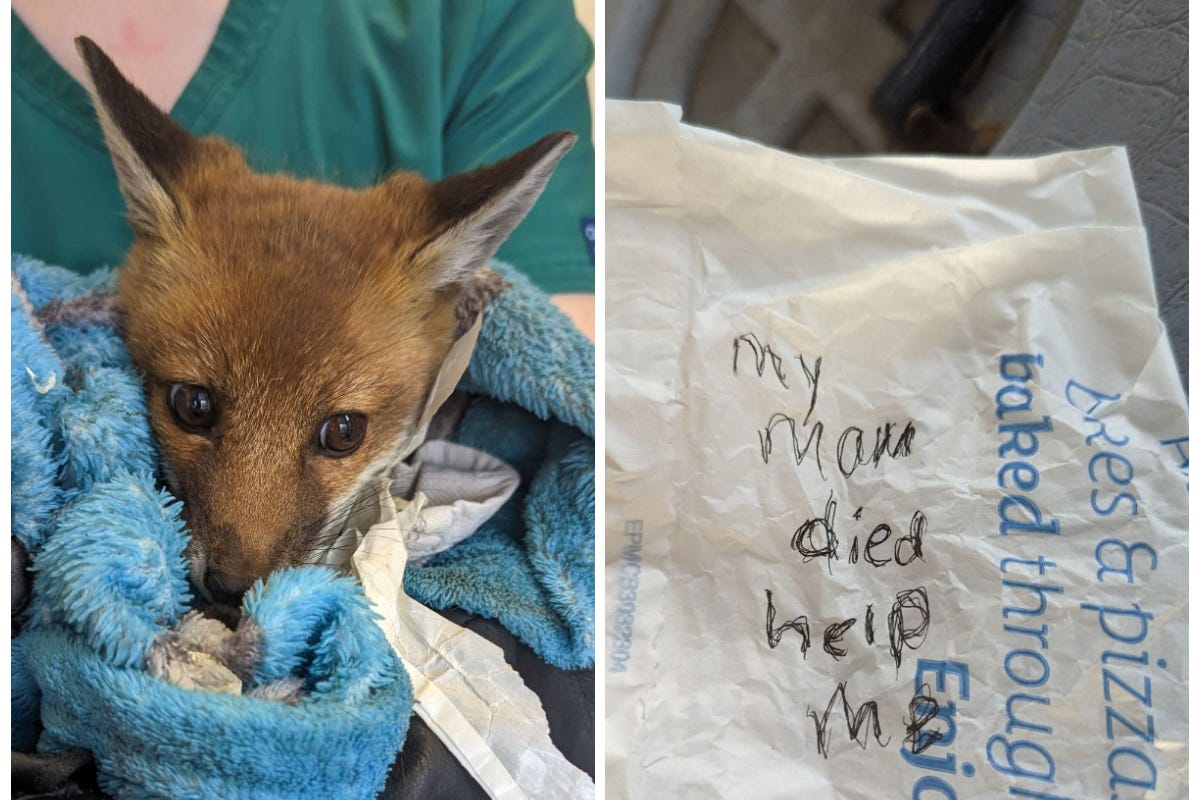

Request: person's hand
left=550, top=293, right=595, bottom=342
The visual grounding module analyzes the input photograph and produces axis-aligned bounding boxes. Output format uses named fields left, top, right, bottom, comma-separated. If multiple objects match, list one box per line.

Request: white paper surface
left=605, top=102, right=1188, bottom=800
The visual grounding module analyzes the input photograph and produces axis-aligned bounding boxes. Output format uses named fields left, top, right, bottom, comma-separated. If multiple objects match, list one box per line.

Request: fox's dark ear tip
left=527, top=131, right=577, bottom=162
left=73, top=35, right=95, bottom=58
left=73, top=36, right=105, bottom=73
left=548, top=130, right=578, bottom=149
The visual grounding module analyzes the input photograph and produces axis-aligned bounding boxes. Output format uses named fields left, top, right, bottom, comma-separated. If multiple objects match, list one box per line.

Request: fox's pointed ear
left=418, top=131, right=577, bottom=288
left=74, top=36, right=199, bottom=235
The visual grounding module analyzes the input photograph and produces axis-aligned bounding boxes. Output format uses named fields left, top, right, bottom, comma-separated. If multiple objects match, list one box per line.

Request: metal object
left=872, top=0, right=1018, bottom=152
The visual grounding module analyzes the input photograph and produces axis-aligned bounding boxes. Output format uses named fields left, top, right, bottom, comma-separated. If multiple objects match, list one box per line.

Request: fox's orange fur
left=75, top=37, right=574, bottom=610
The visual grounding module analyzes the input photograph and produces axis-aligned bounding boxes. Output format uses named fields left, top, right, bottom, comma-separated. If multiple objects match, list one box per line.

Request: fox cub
left=74, top=37, right=575, bottom=613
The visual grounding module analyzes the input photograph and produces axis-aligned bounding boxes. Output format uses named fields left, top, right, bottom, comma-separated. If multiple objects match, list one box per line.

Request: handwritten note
left=606, top=101, right=1188, bottom=800
left=735, top=336, right=935, bottom=760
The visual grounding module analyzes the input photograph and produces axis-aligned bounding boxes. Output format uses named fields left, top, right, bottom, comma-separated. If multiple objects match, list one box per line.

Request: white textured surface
left=605, top=102, right=1188, bottom=799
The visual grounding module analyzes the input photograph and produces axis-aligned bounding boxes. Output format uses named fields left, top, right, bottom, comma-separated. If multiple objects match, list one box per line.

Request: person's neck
left=13, top=0, right=230, bottom=112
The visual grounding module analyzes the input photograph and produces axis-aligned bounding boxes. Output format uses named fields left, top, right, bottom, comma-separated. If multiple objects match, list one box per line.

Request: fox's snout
left=173, top=438, right=334, bottom=601
left=180, top=456, right=342, bottom=605
left=202, top=570, right=256, bottom=606
left=75, top=36, right=575, bottom=605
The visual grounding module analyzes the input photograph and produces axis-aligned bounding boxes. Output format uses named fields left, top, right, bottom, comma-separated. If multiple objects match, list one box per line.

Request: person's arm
left=550, top=293, right=595, bottom=341
left=442, top=0, right=595, bottom=337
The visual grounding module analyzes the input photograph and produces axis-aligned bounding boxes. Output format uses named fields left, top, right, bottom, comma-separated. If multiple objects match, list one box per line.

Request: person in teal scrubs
left=12, top=0, right=596, bottom=306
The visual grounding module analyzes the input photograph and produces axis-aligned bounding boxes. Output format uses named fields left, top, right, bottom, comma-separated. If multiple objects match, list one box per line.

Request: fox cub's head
left=76, top=38, right=575, bottom=612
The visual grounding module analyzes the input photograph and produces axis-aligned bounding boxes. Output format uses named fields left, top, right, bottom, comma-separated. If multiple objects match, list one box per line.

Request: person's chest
left=13, top=2, right=472, bottom=272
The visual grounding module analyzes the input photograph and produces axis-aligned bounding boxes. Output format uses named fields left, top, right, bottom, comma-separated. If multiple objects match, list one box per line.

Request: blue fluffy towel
left=11, top=255, right=595, bottom=799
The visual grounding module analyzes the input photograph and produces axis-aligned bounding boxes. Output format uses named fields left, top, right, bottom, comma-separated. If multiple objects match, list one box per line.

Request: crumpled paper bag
left=605, top=101, right=1187, bottom=799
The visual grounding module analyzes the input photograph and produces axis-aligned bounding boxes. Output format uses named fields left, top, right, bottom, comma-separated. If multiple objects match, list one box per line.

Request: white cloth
left=387, top=439, right=519, bottom=564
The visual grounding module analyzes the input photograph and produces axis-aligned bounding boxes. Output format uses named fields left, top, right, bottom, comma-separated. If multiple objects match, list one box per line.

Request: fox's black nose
left=203, top=569, right=256, bottom=606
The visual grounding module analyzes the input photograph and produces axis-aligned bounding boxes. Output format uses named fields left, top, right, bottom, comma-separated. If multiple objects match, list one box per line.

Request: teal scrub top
left=12, top=0, right=596, bottom=294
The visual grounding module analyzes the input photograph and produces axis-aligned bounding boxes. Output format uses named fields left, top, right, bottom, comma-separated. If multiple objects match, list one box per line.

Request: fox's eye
left=169, top=383, right=217, bottom=432
left=318, top=413, right=367, bottom=456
